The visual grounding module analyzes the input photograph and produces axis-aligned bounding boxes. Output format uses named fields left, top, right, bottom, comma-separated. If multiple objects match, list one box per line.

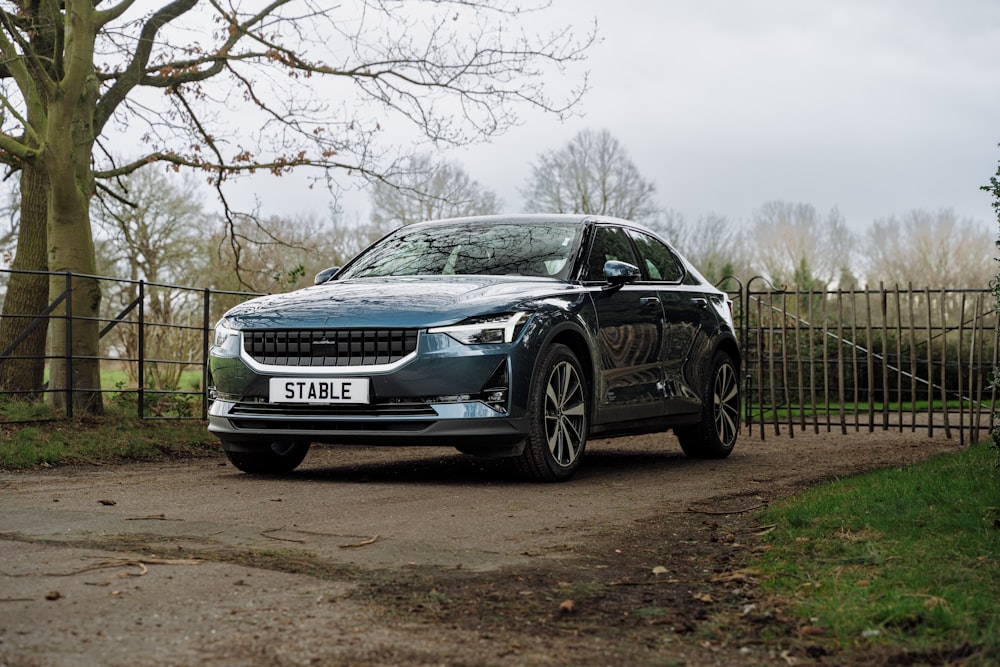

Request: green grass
left=0, top=399, right=219, bottom=469
left=753, top=441, right=1000, bottom=660
left=751, top=399, right=977, bottom=421
left=100, top=368, right=204, bottom=391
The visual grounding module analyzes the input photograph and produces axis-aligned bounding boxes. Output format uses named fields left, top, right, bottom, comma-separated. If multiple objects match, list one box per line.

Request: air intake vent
left=244, top=329, right=418, bottom=367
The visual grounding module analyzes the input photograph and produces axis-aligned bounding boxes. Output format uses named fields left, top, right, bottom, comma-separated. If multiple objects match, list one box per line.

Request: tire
left=515, top=344, right=588, bottom=482
left=676, top=350, right=740, bottom=459
left=224, top=441, right=310, bottom=474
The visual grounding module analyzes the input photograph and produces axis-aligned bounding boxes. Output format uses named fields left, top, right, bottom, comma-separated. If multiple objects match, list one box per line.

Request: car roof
left=405, top=213, right=655, bottom=233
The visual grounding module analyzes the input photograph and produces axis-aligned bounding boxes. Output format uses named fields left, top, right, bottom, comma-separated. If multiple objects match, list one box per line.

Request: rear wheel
left=515, top=344, right=588, bottom=482
left=676, top=351, right=740, bottom=459
left=224, top=441, right=310, bottom=474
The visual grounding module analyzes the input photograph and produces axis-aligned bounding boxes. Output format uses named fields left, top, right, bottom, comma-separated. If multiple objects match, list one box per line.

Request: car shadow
left=261, top=442, right=701, bottom=486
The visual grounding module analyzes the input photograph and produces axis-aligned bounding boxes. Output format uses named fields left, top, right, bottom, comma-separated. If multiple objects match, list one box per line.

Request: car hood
left=222, top=276, right=584, bottom=329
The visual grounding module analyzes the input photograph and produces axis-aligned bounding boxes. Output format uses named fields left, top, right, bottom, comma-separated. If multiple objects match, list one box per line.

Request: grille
left=243, top=329, right=418, bottom=367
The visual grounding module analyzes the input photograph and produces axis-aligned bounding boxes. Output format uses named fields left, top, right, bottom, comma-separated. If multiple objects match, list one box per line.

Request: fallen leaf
left=98, top=499, right=116, bottom=506
left=559, top=599, right=575, bottom=613
left=45, top=591, right=62, bottom=601
left=651, top=565, right=669, bottom=576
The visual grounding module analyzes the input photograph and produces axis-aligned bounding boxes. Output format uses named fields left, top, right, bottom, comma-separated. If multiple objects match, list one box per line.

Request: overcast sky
left=469, top=0, right=1000, bottom=229
left=241, top=0, right=1000, bottom=233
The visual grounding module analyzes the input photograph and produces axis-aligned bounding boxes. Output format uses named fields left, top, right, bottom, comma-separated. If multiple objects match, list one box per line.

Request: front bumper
left=208, top=398, right=530, bottom=451
left=207, top=326, right=539, bottom=454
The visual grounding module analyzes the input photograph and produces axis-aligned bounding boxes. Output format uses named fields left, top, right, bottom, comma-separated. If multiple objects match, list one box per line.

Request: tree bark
left=43, top=9, right=104, bottom=415
left=45, top=177, right=103, bottom=414
left=0, top=165, right=49, bottom=398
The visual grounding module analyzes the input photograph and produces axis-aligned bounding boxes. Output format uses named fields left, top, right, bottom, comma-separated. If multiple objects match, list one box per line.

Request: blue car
left=208, top=214, right=740, bottom=481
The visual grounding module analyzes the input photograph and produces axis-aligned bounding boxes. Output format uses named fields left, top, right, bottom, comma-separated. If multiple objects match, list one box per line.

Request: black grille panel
left=244, top=329, right=418, bottom=367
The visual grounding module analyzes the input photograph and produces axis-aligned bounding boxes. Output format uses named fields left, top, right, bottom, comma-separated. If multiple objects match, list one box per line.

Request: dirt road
left=0, top=430, right=966, bottom=666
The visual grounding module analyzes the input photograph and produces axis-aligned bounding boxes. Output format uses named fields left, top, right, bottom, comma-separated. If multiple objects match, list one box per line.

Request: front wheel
left=676, top=351, right=740, bottom=459
left=224, top=441, right=310, bottom=474
left=515, top=344, right=588, bottom=482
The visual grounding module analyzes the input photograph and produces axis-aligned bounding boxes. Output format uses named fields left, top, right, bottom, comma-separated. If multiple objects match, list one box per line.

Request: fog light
left=434, top=394, right=472, bottom=403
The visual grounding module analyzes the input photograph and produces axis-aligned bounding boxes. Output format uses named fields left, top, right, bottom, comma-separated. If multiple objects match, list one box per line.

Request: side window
left=628, top=230, right=685, bottom=283
left=585, top=226, right=638, bottom=281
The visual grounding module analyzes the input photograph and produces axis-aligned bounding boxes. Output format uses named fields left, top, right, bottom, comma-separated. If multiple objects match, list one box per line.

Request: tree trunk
left=45, top=151, right=103, bottom=414
left=46, top=189, right=103, bottom=414
left=37, top=5, right=105, bottom=415
left=0, top=165, right=49, bottom=398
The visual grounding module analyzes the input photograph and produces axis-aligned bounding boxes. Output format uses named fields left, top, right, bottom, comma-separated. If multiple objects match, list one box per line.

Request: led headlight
left=428, top=312, right=530, bottom=345
left=211, top=321, right=242, bottom=358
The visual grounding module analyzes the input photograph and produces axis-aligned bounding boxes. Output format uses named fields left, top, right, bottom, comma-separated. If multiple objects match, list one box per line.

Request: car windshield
left=336, top=222, right=582, bottom=280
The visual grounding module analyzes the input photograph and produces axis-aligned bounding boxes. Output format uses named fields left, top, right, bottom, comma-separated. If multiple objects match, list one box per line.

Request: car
left=208, top=214, right=741, bottom=482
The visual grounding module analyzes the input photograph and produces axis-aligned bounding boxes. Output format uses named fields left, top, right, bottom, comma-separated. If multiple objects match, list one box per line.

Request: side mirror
left=314, top=267, right=340, bottom=285
left=603, top=260, right=641, bottom=289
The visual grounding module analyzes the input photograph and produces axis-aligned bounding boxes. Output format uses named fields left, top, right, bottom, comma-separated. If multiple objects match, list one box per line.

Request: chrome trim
left=239, top=348, right=419, bottom=375
left=237, top=332, right=420, bottom=375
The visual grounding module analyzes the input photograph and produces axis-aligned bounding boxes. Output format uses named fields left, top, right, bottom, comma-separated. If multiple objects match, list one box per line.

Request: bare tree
left=748, top=201, right=854, bottom=290
left=861, top=209, right=994, bottom=289
left=93, top=168, right=210, bottom=390
left=205, top=210, right=381, bottom=295
left=370, top=154, right=502, bottom=227
left=521, top=128, right=660, bottom=224
left=0, top=1, right=591, bottom=412
left=660, top=211, right=749, bottom=290
left=95, top=169, right=209, bottom=285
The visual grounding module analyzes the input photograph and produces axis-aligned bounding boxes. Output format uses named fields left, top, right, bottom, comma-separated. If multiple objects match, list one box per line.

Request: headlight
left=428, top=312, right=531, bottom=345
left=211, top=321, right=242, bottom=358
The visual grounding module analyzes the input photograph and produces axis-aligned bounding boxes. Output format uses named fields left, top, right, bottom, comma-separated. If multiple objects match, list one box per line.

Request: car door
left=584, top=225, right=666, bottom=422
left=626, top=228, right=712, bottom=416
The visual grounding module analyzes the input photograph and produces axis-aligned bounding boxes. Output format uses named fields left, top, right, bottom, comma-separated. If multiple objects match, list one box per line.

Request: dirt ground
left=0, top=428, right=975, bottom=666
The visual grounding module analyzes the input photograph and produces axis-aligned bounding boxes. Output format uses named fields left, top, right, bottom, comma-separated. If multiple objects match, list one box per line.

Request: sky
left=242, top=0, right=1000, bottom=233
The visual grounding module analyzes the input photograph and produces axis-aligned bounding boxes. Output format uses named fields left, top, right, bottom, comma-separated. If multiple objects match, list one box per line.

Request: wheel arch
left=715, top=335, right=742, bottom=373
left=548, top=327, right=592, bottom=380
left=538, top=322, right=595, bottom=415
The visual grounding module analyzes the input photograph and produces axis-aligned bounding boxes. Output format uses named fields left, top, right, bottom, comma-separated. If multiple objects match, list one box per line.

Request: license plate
left=269, top=378, right=370, bottom=404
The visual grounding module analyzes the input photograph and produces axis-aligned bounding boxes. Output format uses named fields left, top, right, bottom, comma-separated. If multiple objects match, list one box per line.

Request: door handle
left=691, top=297, right=708, bottom=308
left=639, top=296, right=660, bottom=307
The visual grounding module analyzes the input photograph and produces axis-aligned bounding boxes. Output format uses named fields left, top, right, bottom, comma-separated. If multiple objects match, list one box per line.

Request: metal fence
left=0, top=268, right=261, bottom=420
left=736, top=278, right=996, bottom=445
left=0, top=268, right=996, bottom=442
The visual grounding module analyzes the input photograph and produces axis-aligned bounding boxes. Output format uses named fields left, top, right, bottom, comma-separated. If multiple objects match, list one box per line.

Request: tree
left=747, top=201, right=853, bottom=290
left=659, top=211, right=748, bottom=290
left=0, top=164, right=49, bottom=400
left=205, top=209, right=377, bottom=295
left=370, top=154, right=501, bottom=227
left=521, top=128, right=660, bottom=224
left=0, top=6, right=54, bottom=401
left=94, top=168, right=211, bottom=390
left=861, top=209, right=994, bottom=289
left=0, top=1, right=591, bottom=412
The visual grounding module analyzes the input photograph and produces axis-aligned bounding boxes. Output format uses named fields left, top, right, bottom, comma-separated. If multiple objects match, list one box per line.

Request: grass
left=99, top=368, right=205, bottom=392
left=0, top=399, right=219, bottom=469
left=751, top=399, right=977, bottom=422
left=752, top=441, right=1000, bottom=660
